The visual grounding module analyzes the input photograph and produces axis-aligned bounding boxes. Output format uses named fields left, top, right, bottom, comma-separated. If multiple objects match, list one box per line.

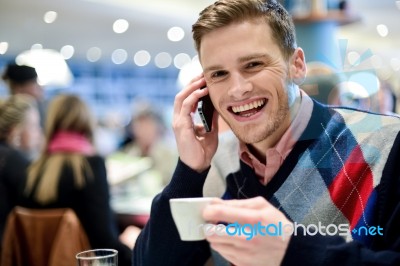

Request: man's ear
left=289, top=48, right=307, bottom=85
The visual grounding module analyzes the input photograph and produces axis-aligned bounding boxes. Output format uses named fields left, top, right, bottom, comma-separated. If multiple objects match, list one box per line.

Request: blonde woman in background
left=20, top=94, right=137, bottom=266
left=0, top=94, right=41, bottom=253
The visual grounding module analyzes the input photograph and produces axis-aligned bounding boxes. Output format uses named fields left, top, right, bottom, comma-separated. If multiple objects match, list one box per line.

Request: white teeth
left=232, top=99, right=265, bottom=113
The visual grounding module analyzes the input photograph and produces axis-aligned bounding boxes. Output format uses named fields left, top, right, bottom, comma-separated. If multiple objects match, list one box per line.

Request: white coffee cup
left=169, top=197, right=216, bottom=241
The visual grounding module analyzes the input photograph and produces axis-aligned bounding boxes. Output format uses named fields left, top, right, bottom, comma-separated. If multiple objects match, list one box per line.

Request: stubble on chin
left=228, top=103, right=290, bottom=145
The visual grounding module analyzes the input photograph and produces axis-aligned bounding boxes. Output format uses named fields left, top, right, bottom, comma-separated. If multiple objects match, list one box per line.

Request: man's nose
left=227, top=74, right=253, bottom=99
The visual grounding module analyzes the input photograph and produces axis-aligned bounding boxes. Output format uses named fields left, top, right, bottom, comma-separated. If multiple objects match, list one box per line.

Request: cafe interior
left=0, top=0, right=399, bottom=264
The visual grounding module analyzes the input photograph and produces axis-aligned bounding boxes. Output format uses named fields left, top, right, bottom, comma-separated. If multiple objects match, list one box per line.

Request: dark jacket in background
left=0, top=141, right=29, bottom=250
left=19, top=155, right=132, bottom=266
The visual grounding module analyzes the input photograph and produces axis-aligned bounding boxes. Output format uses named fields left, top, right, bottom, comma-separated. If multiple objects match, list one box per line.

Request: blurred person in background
left=301, top=62, right=398, bottom=116
left=339, top=75, right=398, bottom=115
left=120, top=104, right=178, bottom=186
left=94, top=110, right=127, bottom=157
left=2, top=63, right=46, bottom=128
left=300, top=61, right=342, bottom=105
left=376, top=79, right=397, bottom=115
left=0, top=94, right=41, bottom=253
left=20, top=94, right=139, bottom=266
left=0, top=94, right=42, bottom=160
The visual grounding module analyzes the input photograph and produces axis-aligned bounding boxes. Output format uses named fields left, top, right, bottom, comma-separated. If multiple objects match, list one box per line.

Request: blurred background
left=0, top=0, right=399, bottom=127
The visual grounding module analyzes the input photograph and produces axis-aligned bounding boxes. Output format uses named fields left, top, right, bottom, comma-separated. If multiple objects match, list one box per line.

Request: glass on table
left=76, top=249, right=118, bottom=266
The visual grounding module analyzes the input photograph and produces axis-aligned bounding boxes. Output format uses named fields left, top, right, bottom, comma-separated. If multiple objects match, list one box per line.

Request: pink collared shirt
left=239, top=90, right=314, bottom=185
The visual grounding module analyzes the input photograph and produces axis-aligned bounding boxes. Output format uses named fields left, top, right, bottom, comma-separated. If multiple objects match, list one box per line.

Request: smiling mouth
left=229, top=99, right=267, bottom=117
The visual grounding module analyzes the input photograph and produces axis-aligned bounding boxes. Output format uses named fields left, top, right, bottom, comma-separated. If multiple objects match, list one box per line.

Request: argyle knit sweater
left=133, top=101, right=400, bottom=266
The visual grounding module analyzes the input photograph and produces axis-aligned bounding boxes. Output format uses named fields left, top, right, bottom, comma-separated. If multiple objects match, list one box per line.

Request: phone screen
left=197, top=87, right=214, bottom=132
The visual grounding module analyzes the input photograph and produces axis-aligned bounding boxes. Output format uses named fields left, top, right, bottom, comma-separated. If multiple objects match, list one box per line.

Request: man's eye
left=211, top=71, right=227, bottom=78
left=247, top=62, right=262, bottom=68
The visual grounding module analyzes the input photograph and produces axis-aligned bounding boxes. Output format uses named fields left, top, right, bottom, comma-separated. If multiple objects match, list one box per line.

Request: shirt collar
left=239, top=90, right=314, bottom=184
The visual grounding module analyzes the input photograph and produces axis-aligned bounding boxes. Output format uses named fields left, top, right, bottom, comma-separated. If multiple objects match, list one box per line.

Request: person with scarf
left=20, top=94, right=134, bottom=266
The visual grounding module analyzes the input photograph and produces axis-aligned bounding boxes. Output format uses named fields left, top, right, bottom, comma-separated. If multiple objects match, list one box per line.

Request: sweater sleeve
left=0, top=147, right=29, bottom=245
left=133, top=159, right=212, bottom=266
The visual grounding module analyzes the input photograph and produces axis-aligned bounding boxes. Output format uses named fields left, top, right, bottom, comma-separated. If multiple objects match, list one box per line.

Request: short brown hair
left=192, top=0, right=297, bottom=60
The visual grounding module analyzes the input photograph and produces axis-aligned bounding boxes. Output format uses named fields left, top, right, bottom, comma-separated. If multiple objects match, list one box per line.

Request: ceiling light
left=192, top=55, right=200, bottom=63
left=376, top=24, right=388, bottom=37
left=174, top=53, right=191, bottom=69
left=167, top=27, right=185, bottom=42
left=134, top=50, right=151, bottom=66
left=31, top=44, right=43, bottom=50
left=112, top=49, right=127, bottom=64
left=87, top=47, right=102, bottom=62
left=177, top=57, right=203, bottom=89
left=60, top=45, right=75, bottom=60
left=113, top=19, right=129, bottom=34
left=0, top=42, right=9, bottom=55
left=15, top=49, right=73, bottom=87
left=155, top=52, right=172, bottom=68
left=44, top=11, right=57, bottom=24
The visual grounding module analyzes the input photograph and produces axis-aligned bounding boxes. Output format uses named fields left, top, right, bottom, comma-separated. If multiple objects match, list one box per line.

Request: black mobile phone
left=197, top=86, right=214, bottom=132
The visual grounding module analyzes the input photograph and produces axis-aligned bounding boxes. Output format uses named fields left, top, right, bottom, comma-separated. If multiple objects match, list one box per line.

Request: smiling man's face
left=200, top=20, right=303, bottom=150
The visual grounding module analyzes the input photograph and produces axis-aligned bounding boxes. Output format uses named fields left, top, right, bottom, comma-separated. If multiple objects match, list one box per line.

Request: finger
left=193, top=122, right=219, bottom=138
left=178, top=88, right=210, bottom=126
left=203, top=203, right=266, bottom=225
left=206, top=226, right=255, bottom=246
left=208, top=242, right=238, bottom=261
left=210, top=198, right=224, bottom=204
left=203, top=197, right=270, bottom=223
left=203, top=197, right=275, bottom=225
left=207, top=239, right=245, bottom=266
left=173, top=77, right=205, bottom=117
left=220, top=196, right=270, bottom=209
left=172, top=91, right=210, bottom=134
left=193, top=124, right=207, bottom=137
left=187, top=73, right=204, bottom=87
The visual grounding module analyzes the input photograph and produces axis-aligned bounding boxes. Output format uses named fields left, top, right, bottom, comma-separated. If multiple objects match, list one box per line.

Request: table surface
left=112, top=195, right=152, bottom=229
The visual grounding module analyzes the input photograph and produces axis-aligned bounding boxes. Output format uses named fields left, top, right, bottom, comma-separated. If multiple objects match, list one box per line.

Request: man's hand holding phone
left=172, top=76, right=219, bottom=173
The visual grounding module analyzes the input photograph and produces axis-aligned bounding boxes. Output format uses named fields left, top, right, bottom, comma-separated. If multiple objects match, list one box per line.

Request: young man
left=2, top=64, right=43, bottom=102
left=2, top=63, right=46, bottom=129
left=133, top=1, right=400, bottom=265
